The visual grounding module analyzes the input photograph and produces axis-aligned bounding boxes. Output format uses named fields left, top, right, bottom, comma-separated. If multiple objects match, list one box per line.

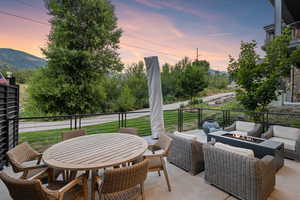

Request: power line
left=121, top=43, right=182, bottom=58
left=0, top=9, right=185, bottom=59
left=123, top=32, right=180, bottom=50
left=0, top=9, right=182, bottom=53
left=0, top=9, right=187, bottom=55
left=0, top=10, right=49, bottom=26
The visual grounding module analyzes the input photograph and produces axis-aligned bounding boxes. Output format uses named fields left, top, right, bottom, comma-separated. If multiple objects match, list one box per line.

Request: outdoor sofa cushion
left=236, top=121, right=256, bottom=133
left=174, top=131, right=197, bottom=141
left=273, top=125, right=300, bottom=141
left=215, top=142, right=254, bottom=158
left=269, top=137, right=296, bottom=151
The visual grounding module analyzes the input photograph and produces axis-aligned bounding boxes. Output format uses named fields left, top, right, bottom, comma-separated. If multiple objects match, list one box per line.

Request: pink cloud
left=134, top=0, right=162, bottom=9
left=115, top=3, right=241, bottom=70
left=133, top=0, right=220, bottom=21
left=0, top=1, right=243, bottom=71
left=0, top=10, right=50, bottom=58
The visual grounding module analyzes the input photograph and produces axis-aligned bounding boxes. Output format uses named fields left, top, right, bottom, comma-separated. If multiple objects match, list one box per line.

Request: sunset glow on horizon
left=0, top=0, right=274, bottom=71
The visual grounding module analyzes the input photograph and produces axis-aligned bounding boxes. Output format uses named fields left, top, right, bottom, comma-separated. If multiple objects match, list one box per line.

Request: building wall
left=293, top=67, right=300, bottom=102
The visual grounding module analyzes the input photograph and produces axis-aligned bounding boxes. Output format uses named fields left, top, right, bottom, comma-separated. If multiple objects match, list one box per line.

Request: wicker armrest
left=260, top=155, right=275, bottom=173
left=29, top=168, right=49, bottom=181
left=24, top=163, right=48, bottom=171
left=190, top=140, right=204, bottom=175
left=143, top=154, right=163, bottom=159
left=261, top=127, right=273, bottom=139
left=58, top=174, right=87, bottom=194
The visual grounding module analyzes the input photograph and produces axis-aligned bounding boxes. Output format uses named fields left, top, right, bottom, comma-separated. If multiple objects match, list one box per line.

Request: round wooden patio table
left=43, top=133, right=148, bottom=200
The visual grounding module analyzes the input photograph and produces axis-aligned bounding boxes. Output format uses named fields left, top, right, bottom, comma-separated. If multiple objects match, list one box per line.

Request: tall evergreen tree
left=181, top=61, right=209, bottom=103
left=28, top=0, right=123, bottom=115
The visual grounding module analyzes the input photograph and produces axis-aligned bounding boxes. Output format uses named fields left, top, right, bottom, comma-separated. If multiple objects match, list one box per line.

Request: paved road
left=19, top=92, right=234, bottom=133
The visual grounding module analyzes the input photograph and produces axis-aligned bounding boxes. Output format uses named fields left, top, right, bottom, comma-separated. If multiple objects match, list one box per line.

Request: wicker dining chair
left=6, top=142, right=48, bottom=179
left=95, top=159, right=149, bottom=200
left=0, top=169, right=88, bottom=200
left=119, top=128, right=139, bottom=136
left=61, top=130, right=86, bottom=181
left=144, top=133, right=173, bottom=192
left=61, top=130, right=86, bottom=141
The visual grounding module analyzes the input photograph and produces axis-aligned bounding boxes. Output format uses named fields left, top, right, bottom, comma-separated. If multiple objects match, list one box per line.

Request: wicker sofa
left=203, top=143, right=276, bottom=200
left=224, top=121, right=263, bottom=137
left=262, top=125, right=300, bottom=161
left=167, top=133, right=204, bottom=175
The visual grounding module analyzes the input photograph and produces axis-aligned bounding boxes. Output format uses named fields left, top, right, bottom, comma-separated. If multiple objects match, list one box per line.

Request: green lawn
left=19, top=103, right=300, bottom=152
left=20, top=110, right=187, bottom=151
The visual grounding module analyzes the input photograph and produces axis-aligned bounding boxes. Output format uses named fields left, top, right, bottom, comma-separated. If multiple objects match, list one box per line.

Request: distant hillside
left=0, top=48, right=46, bottom=69
left=209, top=69, right=227, bottom=75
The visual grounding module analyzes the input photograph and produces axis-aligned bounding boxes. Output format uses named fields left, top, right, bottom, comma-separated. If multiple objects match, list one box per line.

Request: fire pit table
left=207, top=131, right=284, bottom=171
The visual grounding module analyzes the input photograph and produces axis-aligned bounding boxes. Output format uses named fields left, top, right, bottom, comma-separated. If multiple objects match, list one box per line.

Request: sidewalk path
left=19, top=92, right=234, bottom=133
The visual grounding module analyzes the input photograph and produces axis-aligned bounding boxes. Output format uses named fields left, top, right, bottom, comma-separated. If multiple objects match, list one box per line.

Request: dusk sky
left=0, top=0, right=274, bottom=70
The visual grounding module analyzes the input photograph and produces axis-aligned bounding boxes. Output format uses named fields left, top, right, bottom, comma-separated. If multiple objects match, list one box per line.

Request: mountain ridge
left=0, top=48, right=46, bottom=69
left=0, top=48, right=228, bottom=74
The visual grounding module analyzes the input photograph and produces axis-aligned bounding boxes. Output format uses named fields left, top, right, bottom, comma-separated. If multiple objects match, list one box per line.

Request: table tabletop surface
left=42, top=133, right=148, bottom=170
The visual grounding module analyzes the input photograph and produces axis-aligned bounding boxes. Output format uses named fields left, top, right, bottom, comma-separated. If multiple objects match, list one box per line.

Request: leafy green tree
left=228, top=41, right=276, bottom=112
left=228, top=28, right=292, bottom=112
left=161, top=63, right=177, bottom=103
left=101, top=75, right=122, bottom=112
left=0, top=65, right=34, bottom=84
left=181, top=63, right=208, bottom=103
left=27, top=68, right=107, bottom=115
left=208, top=73, right=229, bottom=89
left=264, top=28, right=292, bottom=77
left=171, top=57, right=192, bottom=98
left=116, top=86, right=135, bottom=112
left=290, top=46, right=300, bottom=67
left=27, top=0, right=123, bottom=115
left=124, top=61, right=148, bottom=108
left=193, top=60, right=210, bottom=71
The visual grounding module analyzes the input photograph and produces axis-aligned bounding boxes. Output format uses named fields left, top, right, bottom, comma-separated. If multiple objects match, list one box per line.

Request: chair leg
left=21, top=170, right=28, bottom=179
left=91, top=170, right=98, bottom=200
left=141, top=183, right=145, bottom=200
left=85, top=170, right=90, bottom=179
left=70, top=170, right=77, bottom=180
left=157, top=170, right=161, bottom=176
left=62, top=171, right=66, bottom=181
left=82, top=175, right=88, bottom=200
left=162, top=166, right=171, bottom=192
left=48, top=168, right=54, bottom=183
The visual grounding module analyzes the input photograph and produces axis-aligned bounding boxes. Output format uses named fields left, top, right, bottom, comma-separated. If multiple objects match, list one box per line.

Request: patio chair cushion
left=174, top=131, right=197, bottom=141
left=215, top=142, right=254, bottom=158
left=236, top=121, right=256, bottom=133
left=273, top=125, right=300, bottom=141
left=269, top=137, right=296, bottom=151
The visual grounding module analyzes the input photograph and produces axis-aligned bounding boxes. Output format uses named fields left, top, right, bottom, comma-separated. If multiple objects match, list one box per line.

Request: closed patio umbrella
left=144, top=56, right=165, bottom=139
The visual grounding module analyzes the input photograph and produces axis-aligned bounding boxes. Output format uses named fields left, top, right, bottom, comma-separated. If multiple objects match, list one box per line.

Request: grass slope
left=0, top=48, right=46, bottom=69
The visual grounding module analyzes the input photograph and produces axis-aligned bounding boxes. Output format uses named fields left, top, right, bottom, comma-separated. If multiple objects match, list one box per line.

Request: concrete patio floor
left=1, top=130, right=300, bottom=200
left=1, top=158, right=300, bottom=200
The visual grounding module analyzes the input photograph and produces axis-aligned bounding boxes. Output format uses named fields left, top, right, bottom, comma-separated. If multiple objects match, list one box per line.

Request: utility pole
left=274, top=0, right=282, bottom=35
left=196, top=48, right=199, bottom=61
